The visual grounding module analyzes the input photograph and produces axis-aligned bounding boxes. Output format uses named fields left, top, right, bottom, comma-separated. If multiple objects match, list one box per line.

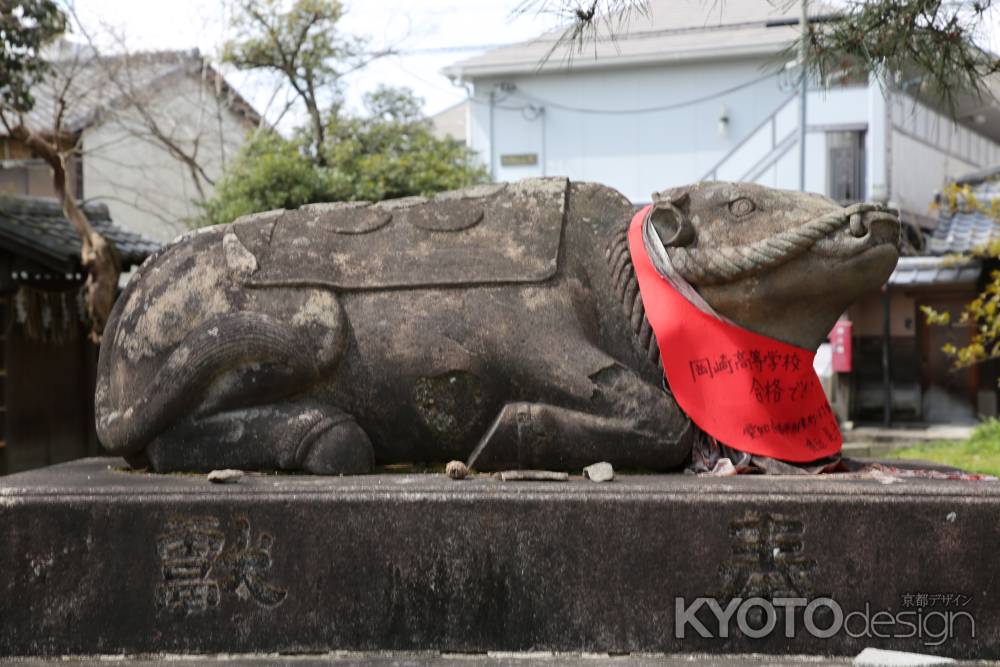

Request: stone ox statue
left=95, top=179, right=899, bottom=474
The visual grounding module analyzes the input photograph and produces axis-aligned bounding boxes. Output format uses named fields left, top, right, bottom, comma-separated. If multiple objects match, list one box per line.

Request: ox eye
left=729, top=197, right=756, bottom=217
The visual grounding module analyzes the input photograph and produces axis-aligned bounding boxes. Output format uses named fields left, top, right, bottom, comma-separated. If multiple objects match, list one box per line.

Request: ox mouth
left=811, top=204, right=900, bottom=259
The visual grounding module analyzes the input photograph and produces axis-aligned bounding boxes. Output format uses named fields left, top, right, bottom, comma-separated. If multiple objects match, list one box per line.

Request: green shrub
left=886, top=418, right=1000, bottom=476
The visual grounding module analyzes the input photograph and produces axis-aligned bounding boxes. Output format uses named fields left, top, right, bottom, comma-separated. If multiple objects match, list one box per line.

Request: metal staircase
left=701, top=95, right=799, bottom=183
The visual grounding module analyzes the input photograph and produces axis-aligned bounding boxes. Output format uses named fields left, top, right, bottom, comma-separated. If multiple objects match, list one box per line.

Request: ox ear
left=648, top=200, right=694, bottom=248
left=651, top=189, right=691, bottom=213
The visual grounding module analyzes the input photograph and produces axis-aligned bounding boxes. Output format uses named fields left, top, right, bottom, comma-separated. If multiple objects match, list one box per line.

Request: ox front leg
left=467, top=395, right=694, bottom=473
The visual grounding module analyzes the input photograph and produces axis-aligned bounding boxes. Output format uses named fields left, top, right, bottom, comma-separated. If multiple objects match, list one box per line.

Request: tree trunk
left=10, top=125, right=121, bottom=343
left=308, top=104, right=326, bottom=167
left=303, top=79, right=326, bottom=167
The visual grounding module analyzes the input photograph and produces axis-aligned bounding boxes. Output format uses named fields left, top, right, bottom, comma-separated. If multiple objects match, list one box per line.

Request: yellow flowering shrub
left=924, top=183, right=1000, bottom=378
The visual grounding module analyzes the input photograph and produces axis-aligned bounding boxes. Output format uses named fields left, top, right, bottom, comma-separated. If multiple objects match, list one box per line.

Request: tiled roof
left=443, top=0, right=838, bottom=78
left=927, top=177, right=1000, bottom=255
left=955, top=164, right=1000, bottom=186
left=889, top=256, right=981, bottom=287
left=0, top=195, right=160, bottom=273
left=15, top=45, right=260, bottom=134
left=926, top=210, right=998, bottom=255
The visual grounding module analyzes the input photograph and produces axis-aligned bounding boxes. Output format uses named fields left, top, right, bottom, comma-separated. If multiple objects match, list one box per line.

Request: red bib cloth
left=628, top=206, right=842, bottom=462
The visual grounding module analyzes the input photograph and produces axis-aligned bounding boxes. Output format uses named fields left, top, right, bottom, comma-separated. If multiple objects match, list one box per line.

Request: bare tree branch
left=68, top=13, right=224, bottom=202
left=1, top=103, right=120, bottom=343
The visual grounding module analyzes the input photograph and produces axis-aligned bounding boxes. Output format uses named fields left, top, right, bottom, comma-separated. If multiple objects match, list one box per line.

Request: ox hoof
left=298, top=414, right=375, bottom=475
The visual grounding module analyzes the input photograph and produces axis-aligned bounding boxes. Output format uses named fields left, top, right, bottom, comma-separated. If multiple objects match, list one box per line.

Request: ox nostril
left=849, top=213, right=867, bottom=238
left=867, top=217, right=901, bottom=245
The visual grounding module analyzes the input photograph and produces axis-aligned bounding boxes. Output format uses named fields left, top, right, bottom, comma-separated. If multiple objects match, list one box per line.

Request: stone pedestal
left=1, top=458, right=996, bottom=658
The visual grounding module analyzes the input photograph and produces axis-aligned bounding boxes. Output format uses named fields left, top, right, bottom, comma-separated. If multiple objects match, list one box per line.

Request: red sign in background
left=830, top=320, right=853, bottom=373
left=628, top=206, right=842, bottom=462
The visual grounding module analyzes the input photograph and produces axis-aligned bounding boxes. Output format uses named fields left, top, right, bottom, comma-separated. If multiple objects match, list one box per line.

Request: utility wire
left=472, top=71, right=779, bottom=115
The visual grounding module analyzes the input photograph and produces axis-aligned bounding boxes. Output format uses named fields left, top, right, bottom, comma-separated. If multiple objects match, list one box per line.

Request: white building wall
left=469, top=59, right=1000, bottom=211
left=468, top=58, right=892, bottom=203
left=803, top=132, right=828, bottom=194
left=430, top=101, right=467, bottom=141
left=82, top=74, right=251, bottom=242
left=468, top=57, right=792, bottom=202
left=725, top=87, right=867, bottom=190
left=888, top=95, right=1000, bottom=215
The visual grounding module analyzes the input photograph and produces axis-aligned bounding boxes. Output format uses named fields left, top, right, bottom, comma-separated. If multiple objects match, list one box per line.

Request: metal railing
left=701, top=94, right=797, bottom=182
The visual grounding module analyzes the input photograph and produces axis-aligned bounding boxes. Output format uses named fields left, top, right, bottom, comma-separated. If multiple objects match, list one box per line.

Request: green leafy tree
left=194, top=87, right=487, bottom=228
left=801, top=0, right=999, bottom=115
left=0, top=0, right=67, bottom=112
left=222, top=0, right=389, bottom=165
left=322, top=86, right=487, bottom=202
left=206, top=0, right=485, bottom=228
left=195, top=129, right=332, bottom=227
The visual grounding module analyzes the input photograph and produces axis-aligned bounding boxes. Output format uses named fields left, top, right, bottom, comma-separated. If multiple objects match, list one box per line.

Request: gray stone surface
left=0, top=651, right=866, bottom=666
left=1, top=655, right=997, bottom=667
left=92, top=180, right=899, bottom=474
left=2, top=458, right=995, bottom=658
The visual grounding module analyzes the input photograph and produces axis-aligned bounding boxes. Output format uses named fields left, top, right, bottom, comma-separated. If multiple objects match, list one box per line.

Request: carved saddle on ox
left=230, top=180, right=565, bottom=289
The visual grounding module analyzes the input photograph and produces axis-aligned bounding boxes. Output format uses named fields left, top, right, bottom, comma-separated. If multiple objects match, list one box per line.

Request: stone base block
left=1, top=458, right=997, bottom=658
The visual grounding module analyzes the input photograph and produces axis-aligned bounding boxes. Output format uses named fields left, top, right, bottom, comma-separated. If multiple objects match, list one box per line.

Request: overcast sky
left=68, top=0, right=1000, bottom=133
left=70, top=0, right=564, bottom=129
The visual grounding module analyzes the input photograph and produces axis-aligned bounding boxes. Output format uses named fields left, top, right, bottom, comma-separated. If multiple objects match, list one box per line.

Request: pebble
left=583, top=462, right=615, bottom=483
left=207, top=469, right=244, bottom=484
left=446, top=460, right=469, bottom=480
left=499, top=470, right=568, bottom=482
left=854, top=647, right=955, bottom=665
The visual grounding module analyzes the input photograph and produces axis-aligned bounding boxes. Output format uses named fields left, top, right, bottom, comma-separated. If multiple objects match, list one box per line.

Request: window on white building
left=827, top=130, right=866, bottom=203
